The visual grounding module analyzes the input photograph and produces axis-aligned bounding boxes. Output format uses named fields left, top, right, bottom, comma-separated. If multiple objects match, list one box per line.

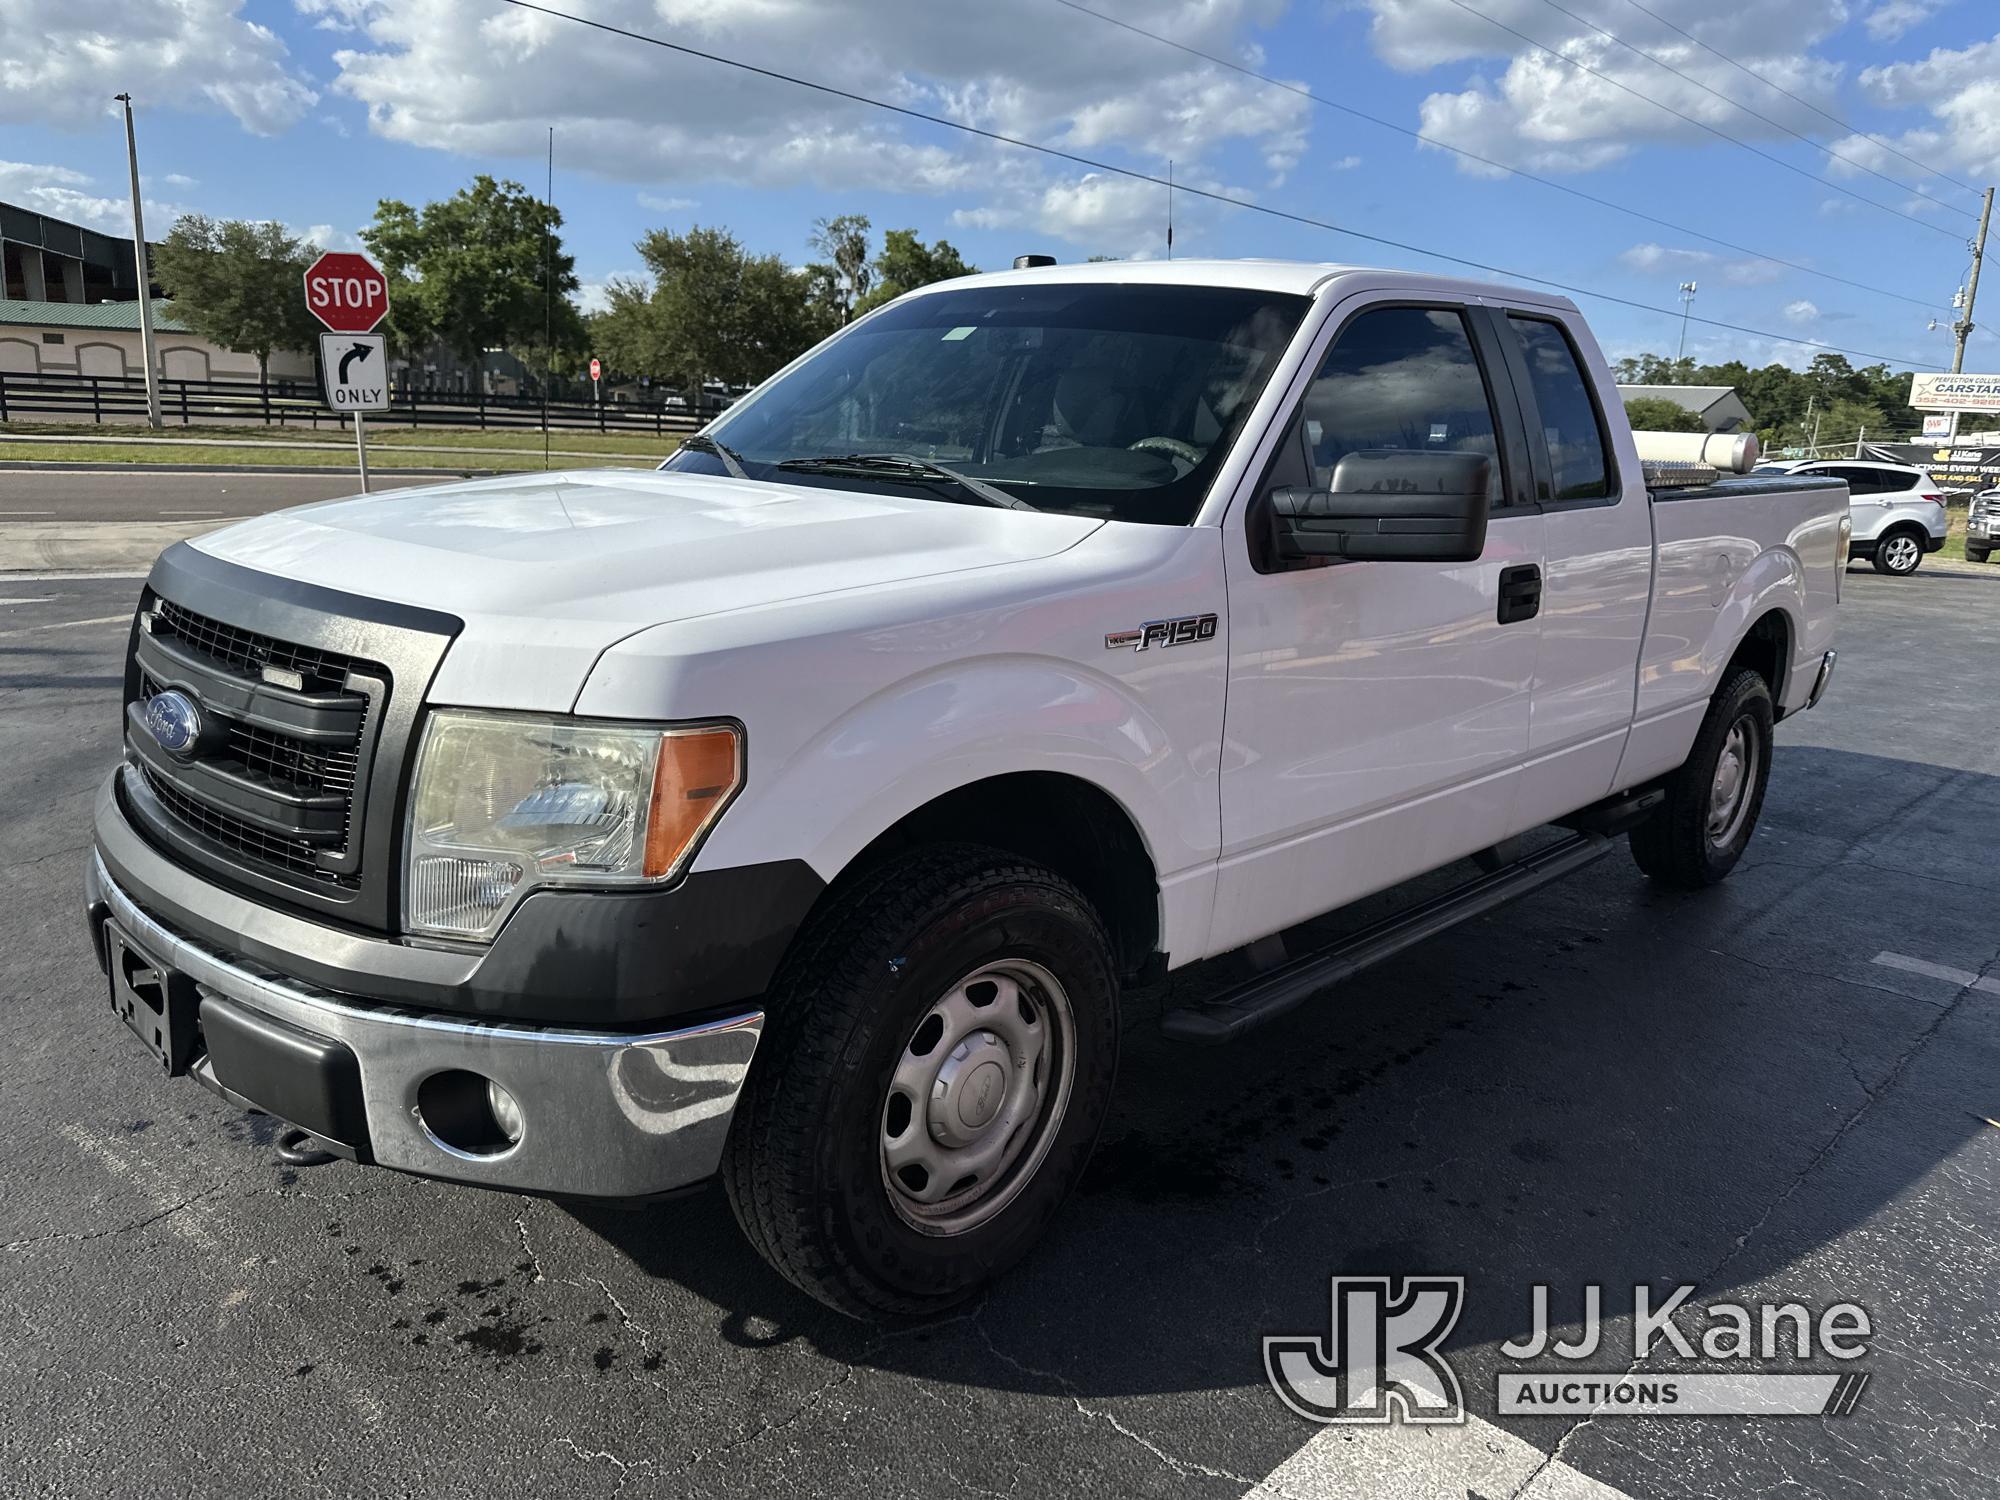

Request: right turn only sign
left=320, top=332, right=389, bottom=412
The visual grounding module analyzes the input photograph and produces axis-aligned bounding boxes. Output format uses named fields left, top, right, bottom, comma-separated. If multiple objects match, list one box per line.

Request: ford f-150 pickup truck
left=85, top=260, right=1844, bottom=1316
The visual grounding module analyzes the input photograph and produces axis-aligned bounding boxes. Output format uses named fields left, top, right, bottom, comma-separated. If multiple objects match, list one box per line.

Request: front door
left=1209, top=299, right=1544, bottom=957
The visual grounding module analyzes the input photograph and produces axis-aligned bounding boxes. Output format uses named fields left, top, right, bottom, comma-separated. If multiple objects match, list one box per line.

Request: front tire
left=723, top=844, right=1120, bottom=1318
left=1968, top=545, right=1991, bottom=564
left=1872, top=529, right=1925, bottom=575
left=1630, top=669, right=1774, bottom=889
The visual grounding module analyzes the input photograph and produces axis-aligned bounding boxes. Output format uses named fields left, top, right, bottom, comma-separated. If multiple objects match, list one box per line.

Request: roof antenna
left=1166, top=158, right=1174, bottom=261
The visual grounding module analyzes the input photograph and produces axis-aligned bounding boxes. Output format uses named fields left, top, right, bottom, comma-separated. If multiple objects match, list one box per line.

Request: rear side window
left=1297, top=306, right=1503, bottom=503
left=1506, top=315, right=1611, bottom=501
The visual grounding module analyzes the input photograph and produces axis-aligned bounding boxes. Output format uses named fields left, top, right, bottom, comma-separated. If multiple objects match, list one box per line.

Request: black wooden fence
left=0, top=368, right=708, bottom=437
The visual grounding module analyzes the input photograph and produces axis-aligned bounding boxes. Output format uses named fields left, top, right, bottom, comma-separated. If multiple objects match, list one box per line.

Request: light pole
left=1675, top=280, right=1698, bottom=370
left=114, top=92, right=163, bottom=429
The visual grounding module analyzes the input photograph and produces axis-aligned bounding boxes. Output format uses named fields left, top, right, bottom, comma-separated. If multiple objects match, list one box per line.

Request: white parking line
left=0, top=569, right=149, bottom=581
left=1872, top=951, right=2000, bottom=995
left=0, top=510, right=56, bottom=516
left=1245, top=1413, right=1635, bottom=1499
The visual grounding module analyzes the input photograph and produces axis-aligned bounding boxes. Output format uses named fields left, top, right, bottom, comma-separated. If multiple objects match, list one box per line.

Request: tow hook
left=275, top=1127, right=339, bottom=1168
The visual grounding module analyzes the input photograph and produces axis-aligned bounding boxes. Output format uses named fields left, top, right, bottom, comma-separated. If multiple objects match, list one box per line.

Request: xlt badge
left=1106, top=613, right=1219, bottom=651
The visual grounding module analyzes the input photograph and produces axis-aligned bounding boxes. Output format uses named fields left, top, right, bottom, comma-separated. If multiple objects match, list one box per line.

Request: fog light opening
left=415, top=1069, right=524, bottom=1158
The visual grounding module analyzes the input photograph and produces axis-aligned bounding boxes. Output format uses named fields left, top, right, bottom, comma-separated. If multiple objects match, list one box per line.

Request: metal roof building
left=1, top=200, right=159, bottom=305
left=1615, top=384, right=1754, bottom=434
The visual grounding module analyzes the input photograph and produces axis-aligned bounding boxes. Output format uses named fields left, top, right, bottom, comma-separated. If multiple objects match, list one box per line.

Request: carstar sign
left=303, top=252, right=389, bottom=334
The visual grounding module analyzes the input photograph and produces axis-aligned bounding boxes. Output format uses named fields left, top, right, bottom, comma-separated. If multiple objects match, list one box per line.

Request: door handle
left=1497, top=563, right=1541, bottom=624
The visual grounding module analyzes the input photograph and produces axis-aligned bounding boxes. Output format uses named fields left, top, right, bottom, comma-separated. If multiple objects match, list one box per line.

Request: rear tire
left=1630, top=669, right=1774, bottom=889
left=723, top=843, right=1120, bottom=1319
left=1872, top=529, right=1925, bottom=575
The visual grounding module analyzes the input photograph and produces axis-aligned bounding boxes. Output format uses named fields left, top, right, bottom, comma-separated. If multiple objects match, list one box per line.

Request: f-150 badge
left=1106, top=613, right=1219, bottom=651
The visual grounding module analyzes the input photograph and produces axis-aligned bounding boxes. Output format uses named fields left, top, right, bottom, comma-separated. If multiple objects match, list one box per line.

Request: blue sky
left=6, top=0, right=1997, bottom=377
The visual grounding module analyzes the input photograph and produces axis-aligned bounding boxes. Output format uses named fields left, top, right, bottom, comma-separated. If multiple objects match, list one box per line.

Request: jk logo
left=1264, top=1277, right=1466, bottom=1425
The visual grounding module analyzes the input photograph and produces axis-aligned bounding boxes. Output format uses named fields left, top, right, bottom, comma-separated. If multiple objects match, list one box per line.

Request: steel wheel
left=879, top=958, right=1076, bottom=1237
left=1880, top=534, right=1922, bottom=573
left=1706, top=716, right=1759, bottom=850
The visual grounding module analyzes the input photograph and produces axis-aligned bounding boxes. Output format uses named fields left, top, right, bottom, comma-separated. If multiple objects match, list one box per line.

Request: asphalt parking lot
left=4, top=563, right=1998, bottom=1499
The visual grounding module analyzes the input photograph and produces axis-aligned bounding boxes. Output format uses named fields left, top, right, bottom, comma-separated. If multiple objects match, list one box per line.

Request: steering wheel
left=1127, top=436, right=1204, bottom=467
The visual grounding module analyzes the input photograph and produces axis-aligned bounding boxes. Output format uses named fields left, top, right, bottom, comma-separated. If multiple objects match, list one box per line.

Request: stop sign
left=589, top=357, right=602, bottom=381
left=303, top=252, right=389, bottom=334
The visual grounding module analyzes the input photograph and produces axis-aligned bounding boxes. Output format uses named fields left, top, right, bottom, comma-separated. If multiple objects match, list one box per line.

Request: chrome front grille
left=127, top=599, right=380, bottom=893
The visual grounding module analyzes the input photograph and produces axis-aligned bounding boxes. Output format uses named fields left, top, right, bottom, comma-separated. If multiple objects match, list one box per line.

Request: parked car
left=85, top=260, right=1843, bottom=1317
left=1784, top=460, right=1948, bottom=575
left=1968, top=487, right=1999, bottom=563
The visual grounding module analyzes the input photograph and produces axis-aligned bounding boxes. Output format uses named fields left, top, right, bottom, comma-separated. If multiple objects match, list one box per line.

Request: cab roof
left=907, top=257, right=1578, bottom=313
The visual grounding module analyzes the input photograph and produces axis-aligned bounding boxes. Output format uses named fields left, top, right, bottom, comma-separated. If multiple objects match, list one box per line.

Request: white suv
left=1968, top=488, right=1999, bottom=564
left=1790, top=460, right=1948, bottom=575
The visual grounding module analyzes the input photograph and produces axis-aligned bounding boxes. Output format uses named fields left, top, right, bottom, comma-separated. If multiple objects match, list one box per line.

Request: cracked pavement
left=3, top=564, right=1998, bottom=1499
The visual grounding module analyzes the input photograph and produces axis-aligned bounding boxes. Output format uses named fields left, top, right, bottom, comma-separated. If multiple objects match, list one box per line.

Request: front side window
left=664, top=283, right=1310, bottom=525
left=1506, top=315, right=1611, bottom=501
left=1295, top=306, right=1504, bottom=503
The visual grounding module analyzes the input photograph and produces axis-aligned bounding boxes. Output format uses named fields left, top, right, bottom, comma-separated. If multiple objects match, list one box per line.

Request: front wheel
left=1968, top=545, right=1991, bottom=564
left=723, top=844, right=1120, bottom=1318
left=1872, top=530, right=1925, bottom=575
left=1630, top=669, right=1774, bottom=888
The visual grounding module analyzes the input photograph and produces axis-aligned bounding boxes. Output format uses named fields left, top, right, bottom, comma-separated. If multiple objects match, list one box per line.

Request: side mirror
left=1269, top=449, right=1490, bottom=563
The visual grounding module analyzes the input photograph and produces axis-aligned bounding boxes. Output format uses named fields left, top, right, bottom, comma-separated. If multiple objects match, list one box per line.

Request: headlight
left=404, top=710, right=741, bottom=940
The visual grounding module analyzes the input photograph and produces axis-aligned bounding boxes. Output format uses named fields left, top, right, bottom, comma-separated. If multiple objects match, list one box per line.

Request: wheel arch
left=1725, top=606, right=1794, bottom=713
left=802, top=771, right=1162, bottom=977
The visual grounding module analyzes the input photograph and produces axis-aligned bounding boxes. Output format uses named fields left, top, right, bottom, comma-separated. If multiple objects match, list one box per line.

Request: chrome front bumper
left=1806, top=650, right=1837, bottom=711
left=89, top=851, right=762, bottom=1199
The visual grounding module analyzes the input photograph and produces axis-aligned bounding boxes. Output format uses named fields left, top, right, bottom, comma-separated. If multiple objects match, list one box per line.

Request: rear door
left=1804, top=464, right=1887, bottom=539
left=1485, top=308, right=1656, bottom=828
left=1210, top=296, right=1544, bottom=957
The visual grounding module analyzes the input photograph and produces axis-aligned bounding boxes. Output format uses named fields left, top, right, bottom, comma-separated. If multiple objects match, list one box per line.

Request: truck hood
left=191, top=467, right=1103, bottom=711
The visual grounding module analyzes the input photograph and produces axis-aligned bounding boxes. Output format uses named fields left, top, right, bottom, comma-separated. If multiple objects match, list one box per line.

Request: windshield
left=662, top=282, right=1311, bottom=525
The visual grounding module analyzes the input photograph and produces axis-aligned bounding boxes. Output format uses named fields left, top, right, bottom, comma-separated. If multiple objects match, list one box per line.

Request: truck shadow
left=571, top=741, right=2000, bottom=1401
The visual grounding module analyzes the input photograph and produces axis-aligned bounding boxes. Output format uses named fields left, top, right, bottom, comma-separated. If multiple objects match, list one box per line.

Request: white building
left=0, top=298, right=313, bottom=382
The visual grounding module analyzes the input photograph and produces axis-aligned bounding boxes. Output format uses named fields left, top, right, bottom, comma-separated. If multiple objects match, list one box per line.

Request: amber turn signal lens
left=643, top=727, right=741, bottom=878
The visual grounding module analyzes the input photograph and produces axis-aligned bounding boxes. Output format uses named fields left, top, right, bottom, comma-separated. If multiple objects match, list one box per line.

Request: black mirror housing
left=1269, top=449, right=1491, bottom=563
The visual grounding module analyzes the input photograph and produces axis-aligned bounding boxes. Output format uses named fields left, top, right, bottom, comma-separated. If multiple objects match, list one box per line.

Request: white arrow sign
left=319, top=332, right=390, bottom=413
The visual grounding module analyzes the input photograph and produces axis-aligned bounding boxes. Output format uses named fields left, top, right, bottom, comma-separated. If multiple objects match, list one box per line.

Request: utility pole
left=1166, top=159, right=1174, bottom=261
left=1675, top=280, right=1698, bottom=369
left=114, top=93, right=163, bottom=430
left=1947, top=187, right=1992, bottom=442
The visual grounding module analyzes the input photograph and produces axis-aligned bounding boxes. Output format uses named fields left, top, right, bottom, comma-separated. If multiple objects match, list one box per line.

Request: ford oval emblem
left=144, top=690, right=203, bottom=757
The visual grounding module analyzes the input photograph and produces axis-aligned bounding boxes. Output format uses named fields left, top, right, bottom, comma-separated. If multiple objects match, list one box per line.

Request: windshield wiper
left=774, top=452, right=1037, bottom=511
left=681, top=432, right=751, bottom=480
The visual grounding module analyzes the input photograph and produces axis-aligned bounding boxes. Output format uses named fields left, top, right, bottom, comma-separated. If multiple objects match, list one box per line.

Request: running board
left=1159, top=832, right=1613, bottom=1045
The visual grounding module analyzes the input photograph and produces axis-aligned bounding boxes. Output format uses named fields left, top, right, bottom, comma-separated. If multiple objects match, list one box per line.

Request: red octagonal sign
left=303, top=252, right=389, bottom=334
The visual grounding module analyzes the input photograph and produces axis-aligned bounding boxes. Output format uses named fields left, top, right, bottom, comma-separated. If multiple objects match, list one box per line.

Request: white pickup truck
left=86, top=259, right=1844, bottom=1317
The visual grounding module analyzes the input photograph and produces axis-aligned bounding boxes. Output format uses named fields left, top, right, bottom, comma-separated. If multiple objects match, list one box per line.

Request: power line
left=495, top=0, right=1949, bottom=369
left=1612, top=0, right=1982, bottom=199
left=1438, top=0, right=1963, bottom=241
left=1052, top=0, right=1942, bottom=315
left=1527, top=0, right=1977, bottom=218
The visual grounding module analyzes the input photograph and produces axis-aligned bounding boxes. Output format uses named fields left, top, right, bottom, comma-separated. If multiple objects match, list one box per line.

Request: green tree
left=807, top=213, right=873, bottom=323
left=595, top=225, right=836, bottom=392
left=852, top=228, right=975, bottom=316
left=1623, top=397, right=1707, bottom=433
left=152, top=215, right=321, bottom=383
left=362, top=175, right=582, bottom=364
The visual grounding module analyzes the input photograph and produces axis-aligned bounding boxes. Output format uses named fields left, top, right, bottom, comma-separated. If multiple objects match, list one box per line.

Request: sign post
left=304, top=252, right=391, bottom=492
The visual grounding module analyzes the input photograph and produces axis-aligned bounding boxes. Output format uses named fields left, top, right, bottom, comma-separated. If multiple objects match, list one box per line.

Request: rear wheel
left=1630, top=669, right=1774, bottom=889
left=724, top=843, right=1119, bottom=1318
left=1872, top=529, right=1925, bottom=575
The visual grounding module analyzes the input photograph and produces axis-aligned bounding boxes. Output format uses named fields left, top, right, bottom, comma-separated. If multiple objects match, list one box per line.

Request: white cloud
left=0, top=159, right=190, bottom=235
left=1619, top=241, right=1782, bottom=287
left=1330, top=154, right=1362, bottom=170
left=1864, top=0, right=1950, bottom=42
left=163, top=172, right=199, bottom=188
left=1831, top=34, right=2000, bottom=185
left=1359, top=0, right=1850, bottom=177
left=637, top=193, right=698, bottom=213
left=302, top=0, right=1307, bottom=237
left=1783, top=298, right=1819, bottom=323
left=299, top=222, right=365, bottom=252
left=2, top=0, right=317, bottom=134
